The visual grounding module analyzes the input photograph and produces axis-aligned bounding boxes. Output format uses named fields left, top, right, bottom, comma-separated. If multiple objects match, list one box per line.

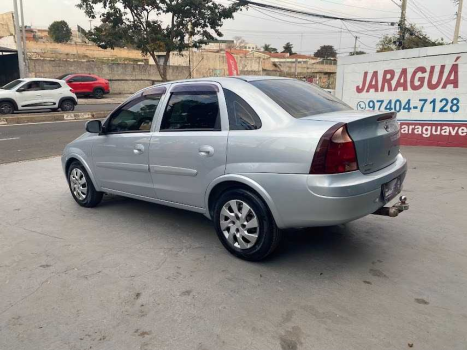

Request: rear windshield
left=251, top=79, right=351, bottom=118
left=2, top=79, right=24, bottom=90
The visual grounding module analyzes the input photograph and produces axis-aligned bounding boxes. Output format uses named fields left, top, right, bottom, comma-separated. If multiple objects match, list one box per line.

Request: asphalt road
left=12, top=103, right=119, bottom=114
left=0, top=147, right=466, bottom=350
left=0, top=120, right=89, bottom=164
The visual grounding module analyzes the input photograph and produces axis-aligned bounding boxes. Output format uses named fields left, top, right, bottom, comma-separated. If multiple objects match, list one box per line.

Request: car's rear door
left=91, top=87, right=166, bottom=197
left=40, top=81, right=62, bottom=107
left=148, top=82, right=229, bottom=208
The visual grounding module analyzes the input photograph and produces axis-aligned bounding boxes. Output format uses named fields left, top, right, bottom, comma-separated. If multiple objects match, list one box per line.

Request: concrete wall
left=0, top=12, right=15, bottom=38
left=165, top=51, right=263, bottom=77
left=28, top=59, right=189, bottom=94
left=25, top=42, right=147, bottom=63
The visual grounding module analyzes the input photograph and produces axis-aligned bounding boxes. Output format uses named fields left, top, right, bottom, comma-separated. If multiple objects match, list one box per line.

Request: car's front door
left=15, top=81, right=43, bottom=109
left=67, top=76, right=84, bottom=94
left=149, top=83, right=229, bottom=208
left=92, top=87, right=166, bottom=197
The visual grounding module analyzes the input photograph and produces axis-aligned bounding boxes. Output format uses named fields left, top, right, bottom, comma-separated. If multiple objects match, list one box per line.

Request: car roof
left=20, top=78, right=64, bottom=83
left=168, top=76, right=292, bottom=84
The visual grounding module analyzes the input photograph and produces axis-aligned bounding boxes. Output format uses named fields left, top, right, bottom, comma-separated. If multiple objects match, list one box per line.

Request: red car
left=58, top=73, right=110, bottom=99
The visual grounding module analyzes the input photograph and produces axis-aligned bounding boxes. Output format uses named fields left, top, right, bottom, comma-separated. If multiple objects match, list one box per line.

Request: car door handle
left=133, top=144, right=145, bottom=155
left=199, top=145, right=214, bottom=157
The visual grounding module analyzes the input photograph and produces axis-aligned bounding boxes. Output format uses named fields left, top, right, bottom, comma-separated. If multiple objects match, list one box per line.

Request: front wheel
left=213, top=189, right=282, bottom=261
left=67, top=161, right=103, bottom=208
left=0, top=101, right=14, bottom=115
left=60, top=100, right=75, bottom=112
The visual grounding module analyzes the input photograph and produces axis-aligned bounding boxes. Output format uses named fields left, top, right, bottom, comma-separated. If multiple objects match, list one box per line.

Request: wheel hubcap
left=1, top=104, right=12, bottom=114
left=220, top=200, right=259, bottom=250
left=69, top=168, right=87, bottom=201
left=63, top=102, right=73, bottom=111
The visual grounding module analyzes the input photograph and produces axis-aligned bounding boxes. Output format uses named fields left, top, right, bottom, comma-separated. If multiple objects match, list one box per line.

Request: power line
left=236, top=0, right=397, bottom=24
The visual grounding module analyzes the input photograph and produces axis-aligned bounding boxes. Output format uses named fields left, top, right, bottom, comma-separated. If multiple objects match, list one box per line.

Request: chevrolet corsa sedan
left=62, top=77, right=408, bottom=261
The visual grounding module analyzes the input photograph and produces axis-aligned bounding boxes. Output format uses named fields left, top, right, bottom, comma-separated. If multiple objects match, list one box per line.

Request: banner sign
left=226, top=51, right=239, bottom=76
left=336, top=46, right=467, bottom=147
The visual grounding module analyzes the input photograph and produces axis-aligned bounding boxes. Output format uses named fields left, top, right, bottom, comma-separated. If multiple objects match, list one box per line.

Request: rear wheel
left=213, top=189, right=282, bottom=261
left=60, top=99, right=75, bottom=112
left=93, top=88, right=104, bottom=99
left=0, top=101, right=14, bottom=115
left=67, top=161, right=103, bottom=208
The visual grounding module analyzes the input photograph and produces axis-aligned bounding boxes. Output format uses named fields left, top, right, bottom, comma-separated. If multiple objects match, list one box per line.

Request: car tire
left=60, top=99, right=75, bottom=112
left=93, top=88, right=104, bottom=99
left=67, top=161, right=103, bottom=208
left=0, top=101, right=14, bottom=115
left=213, top=189, right=282, bottom=261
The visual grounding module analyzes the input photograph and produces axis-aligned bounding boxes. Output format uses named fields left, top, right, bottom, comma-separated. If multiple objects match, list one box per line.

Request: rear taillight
left=310, top=123, right=358, bottom=174
left=70, top=89, right=75, bottom=93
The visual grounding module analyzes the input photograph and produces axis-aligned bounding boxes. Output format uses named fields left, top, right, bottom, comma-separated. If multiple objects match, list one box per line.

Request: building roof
left=289, top=54, right=316, bottom=60
left=260, top=52, right=290, bottom=58
left=226, top=49, right=250, bottom=56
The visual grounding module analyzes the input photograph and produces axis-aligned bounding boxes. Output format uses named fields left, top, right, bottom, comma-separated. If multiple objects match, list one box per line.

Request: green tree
left=48, top=21, right=72, bottom=43
left=281, top=42, right=295, bottom=55
left=262, top=44, right=278, bottom=53
left=77, top=0, right=244, bottom=81
left=377, top=24, right=444, bottom=52
left=314, top=45, right=337, bottom=58
left=349, top=50, right=367, bottom=56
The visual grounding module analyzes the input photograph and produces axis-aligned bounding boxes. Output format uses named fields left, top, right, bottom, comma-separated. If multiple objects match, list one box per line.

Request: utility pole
left=454, top=0, right=464, bottom=44
left=13, top=0, right=25, bottom=78
left=19, top=0, right=28, bottom=76
left=398, top=0, right=408, bottom=49
left=353, top=36, right=359, bottom=55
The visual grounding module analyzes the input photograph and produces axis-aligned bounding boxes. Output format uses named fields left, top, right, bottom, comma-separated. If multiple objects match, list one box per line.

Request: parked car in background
left=58, top=73, right=110, bottom=99
left=0, top=78, right=77, bottom=115
left=62, top=77, right=408, bottom=261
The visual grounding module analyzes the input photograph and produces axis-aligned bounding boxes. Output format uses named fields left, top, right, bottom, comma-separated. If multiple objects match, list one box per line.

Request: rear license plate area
left=382, top=175, right=403, bottom=203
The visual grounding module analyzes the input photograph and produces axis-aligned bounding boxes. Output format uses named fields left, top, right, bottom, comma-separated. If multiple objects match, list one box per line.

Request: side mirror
left=86, top=120, right=102, bottom=134
left=17, top=87, right=25, bottom=92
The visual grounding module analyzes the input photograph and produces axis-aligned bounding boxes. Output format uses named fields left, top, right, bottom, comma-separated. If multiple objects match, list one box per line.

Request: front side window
left=160, top=92, right=220, bottom=131
left=224, top=89, right=262, bottom=130
left=107, top=95, right=161, bottom=133
left=42, top=81, right=61, bottom=90
left=251, top=79, right=351, bottom=118
left=23, top=81, right=42, bottom=91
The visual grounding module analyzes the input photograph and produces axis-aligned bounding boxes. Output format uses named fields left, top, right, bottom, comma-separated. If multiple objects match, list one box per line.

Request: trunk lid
left=301, top=110, right=400, bottom=174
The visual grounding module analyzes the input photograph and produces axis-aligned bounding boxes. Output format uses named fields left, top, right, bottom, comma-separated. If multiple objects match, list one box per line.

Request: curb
left=0, top=111, right=109, bottom=126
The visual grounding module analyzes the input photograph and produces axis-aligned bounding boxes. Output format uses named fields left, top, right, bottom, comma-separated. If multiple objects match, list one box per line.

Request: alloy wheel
left=220, top=200, right=259, bottom=250
left=69, top=168, right=88, bottom=201
left=61, top=101, right=74, bottom=111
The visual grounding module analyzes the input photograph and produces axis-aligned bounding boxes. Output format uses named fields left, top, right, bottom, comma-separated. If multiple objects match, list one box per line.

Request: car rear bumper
left=241, top=153, right=407, bottom=229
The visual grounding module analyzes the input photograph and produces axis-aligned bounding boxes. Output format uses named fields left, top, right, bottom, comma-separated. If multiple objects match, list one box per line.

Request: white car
left=0, top=78, right=78, bottom=115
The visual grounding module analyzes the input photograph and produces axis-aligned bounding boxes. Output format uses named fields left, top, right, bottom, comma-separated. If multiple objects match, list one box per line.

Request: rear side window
left=251, top=79, right=351, bottom=118
left=160, top=92, right=220, bottom=131
left=42, top=81, right=61, bottom=90
left=224, top=89, right=262, bottom=130
left=107, top=95, right=161, bottom=133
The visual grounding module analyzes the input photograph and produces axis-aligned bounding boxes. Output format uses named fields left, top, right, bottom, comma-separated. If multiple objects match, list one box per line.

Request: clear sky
left=0, top=0, right=462, bottom=55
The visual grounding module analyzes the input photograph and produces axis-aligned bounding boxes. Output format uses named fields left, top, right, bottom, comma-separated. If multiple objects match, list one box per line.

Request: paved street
left=0, top=120, right=91, bottom=164
left=11, top=103, right=119, bottom=114
left=0, top=146, right=466, bottom=350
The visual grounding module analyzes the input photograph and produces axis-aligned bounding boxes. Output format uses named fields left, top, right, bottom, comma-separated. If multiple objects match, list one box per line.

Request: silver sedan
left=62, top=77, right=408, bottom=261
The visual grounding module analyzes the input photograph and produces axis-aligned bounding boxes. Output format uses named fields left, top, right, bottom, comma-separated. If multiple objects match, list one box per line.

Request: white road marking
left=0, top=137, right=20, bottom=141
left=0, top=119, right=103, bottom=127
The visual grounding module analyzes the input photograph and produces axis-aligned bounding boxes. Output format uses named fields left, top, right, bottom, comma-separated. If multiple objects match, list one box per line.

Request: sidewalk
left=78, top=94, right=131, bottom=105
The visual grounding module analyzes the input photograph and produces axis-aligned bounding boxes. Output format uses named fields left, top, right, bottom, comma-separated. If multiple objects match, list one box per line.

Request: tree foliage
left=48, top=21, right=72, bottom=43
left=377, top=24, right=445, bottom=52
left=77, top=0, right=244, bottom=81
left=314, top=45, right=337, bottom=58
left=281, top=42, right=295, bottom=55
left=262, top=44, right=278, bottom=53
